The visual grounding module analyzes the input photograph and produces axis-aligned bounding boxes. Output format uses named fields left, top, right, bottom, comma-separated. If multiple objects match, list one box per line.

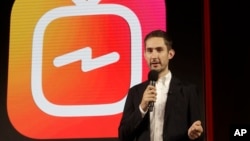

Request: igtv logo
left=8, top=0, right=166, bottom=139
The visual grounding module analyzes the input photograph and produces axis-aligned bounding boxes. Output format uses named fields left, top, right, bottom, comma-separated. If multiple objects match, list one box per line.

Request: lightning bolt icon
left=53, top=47, right=120, bottom=72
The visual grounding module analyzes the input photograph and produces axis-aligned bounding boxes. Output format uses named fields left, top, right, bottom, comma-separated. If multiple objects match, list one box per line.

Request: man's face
left=144, top=37, right=174, bottom=75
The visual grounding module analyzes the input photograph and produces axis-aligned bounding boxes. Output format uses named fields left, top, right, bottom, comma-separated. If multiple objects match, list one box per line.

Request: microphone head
left=148, top=70, right=159, bottom=81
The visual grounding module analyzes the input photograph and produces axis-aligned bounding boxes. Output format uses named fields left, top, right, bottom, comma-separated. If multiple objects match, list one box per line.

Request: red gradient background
left=7, top=0, right=166, bottom=139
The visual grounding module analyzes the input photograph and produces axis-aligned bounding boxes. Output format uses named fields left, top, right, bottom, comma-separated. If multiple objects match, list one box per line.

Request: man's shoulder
left=170, top=76, right=198, bottom=93
left=171, top=75, right=196, bottom=87
left=130, top=80, right=149, bottom=90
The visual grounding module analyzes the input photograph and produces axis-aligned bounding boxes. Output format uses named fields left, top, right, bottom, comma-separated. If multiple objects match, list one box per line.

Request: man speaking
left=118, top=30, right=204, bottom=141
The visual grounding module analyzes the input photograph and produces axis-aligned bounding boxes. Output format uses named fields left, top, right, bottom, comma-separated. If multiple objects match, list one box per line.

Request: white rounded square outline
left=31, top=0, right=142, bottom=117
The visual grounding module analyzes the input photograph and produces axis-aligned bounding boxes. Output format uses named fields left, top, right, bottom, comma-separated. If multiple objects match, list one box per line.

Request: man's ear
left=168, top=49, right=175, bottom=59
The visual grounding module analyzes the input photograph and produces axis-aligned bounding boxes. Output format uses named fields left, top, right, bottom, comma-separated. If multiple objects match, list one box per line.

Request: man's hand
left=188, top=120, right=203, bottom=140
left=139, top=85, right=157, bottom=112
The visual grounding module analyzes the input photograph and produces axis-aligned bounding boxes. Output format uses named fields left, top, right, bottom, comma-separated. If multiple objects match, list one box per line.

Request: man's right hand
left=140, top=85, right=157, bottom=112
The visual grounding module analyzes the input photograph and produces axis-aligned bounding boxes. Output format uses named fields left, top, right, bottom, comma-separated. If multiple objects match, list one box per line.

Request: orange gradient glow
left=8, top=0, right=166, bottom=139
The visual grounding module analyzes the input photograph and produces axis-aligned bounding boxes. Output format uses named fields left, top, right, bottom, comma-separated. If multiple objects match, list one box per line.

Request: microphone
left=148, top=70, right=159, bottom=112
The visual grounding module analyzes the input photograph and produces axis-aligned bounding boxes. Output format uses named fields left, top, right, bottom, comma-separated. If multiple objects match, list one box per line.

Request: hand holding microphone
left=140, top=70, right=159, bottom=112
left=147, top=70, right=159, bottom=112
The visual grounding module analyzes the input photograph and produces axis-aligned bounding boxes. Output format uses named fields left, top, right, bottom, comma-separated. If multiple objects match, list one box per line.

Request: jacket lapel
left=163, top=77, right=181, bottom=126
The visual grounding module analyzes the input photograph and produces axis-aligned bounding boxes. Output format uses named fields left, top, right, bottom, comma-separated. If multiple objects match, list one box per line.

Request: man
left=118, top=30, right=204, bottom=141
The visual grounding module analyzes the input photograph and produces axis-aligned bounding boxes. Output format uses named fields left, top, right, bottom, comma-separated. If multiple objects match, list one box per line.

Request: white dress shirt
left=140, top=71, right=171, bottom=141
left=150, top=71, right=171, bottom=141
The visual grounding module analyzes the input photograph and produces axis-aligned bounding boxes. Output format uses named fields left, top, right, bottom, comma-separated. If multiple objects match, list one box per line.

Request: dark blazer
left=118, top=76, right=203, bottom=141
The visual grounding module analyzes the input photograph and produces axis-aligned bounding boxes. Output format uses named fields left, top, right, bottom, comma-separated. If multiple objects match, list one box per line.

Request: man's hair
left=144, top=29, right=173, bottom=50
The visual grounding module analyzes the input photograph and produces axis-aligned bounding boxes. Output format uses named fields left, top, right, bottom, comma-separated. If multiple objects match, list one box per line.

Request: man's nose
left=151, top=50, right=158, bottom=58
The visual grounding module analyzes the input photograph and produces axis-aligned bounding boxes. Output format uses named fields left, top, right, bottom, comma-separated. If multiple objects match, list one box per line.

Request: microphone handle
left=148, top=80, right=156, bottom=112
left=148, top=102, right=154, bottom=112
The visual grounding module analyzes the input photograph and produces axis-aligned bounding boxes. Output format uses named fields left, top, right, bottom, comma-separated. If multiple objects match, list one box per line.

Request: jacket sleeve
left=188, top=84, right=205, bottom=141
left=118, top=85, right=148, bottom=141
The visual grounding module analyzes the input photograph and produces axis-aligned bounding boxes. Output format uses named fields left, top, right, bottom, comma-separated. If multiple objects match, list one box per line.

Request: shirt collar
left=158, top=71, right=172, bottom=86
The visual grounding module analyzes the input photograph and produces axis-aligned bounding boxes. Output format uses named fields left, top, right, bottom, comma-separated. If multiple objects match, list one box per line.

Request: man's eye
left=147, top=49, right=153, bottom=52
left=156, top=48, right=163, bottom=52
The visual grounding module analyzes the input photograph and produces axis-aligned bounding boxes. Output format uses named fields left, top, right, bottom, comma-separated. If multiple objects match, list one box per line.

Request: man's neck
left=158, top=69, right=169, bottom=79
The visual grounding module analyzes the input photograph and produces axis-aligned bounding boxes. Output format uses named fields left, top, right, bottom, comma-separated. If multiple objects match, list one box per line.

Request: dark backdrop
left=210, top=0, right=250, bottom=141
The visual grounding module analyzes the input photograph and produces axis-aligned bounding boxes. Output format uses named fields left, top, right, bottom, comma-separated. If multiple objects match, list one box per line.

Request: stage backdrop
left=7, top=0, right=166, bottom=140
left=1, top=0, right=206, bottom=141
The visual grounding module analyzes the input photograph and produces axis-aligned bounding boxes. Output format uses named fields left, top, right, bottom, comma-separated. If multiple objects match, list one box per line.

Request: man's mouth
left=151, top=62, right=160, bottom=67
